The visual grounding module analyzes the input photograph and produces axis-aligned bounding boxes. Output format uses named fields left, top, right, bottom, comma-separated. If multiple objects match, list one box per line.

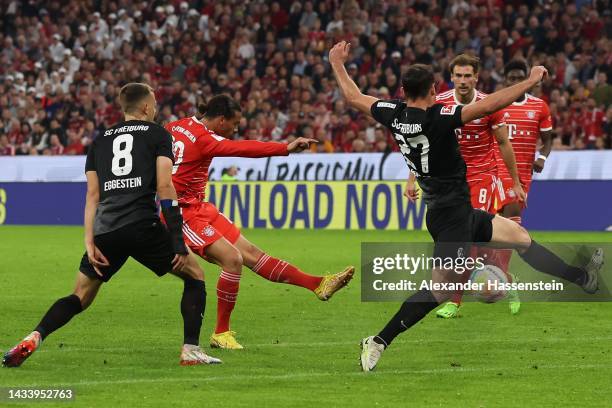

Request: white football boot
left=582, top=248, right=604, bottom=294
left=360, top=336, right=385, bottom=372
left=180, top=344, right=222, bottom=366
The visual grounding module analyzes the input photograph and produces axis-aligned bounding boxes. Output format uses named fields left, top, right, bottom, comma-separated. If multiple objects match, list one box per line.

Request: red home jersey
left=436, top=89, right=505, bottom=181
left=165, top=116, right=288, bottom=206
left=495, top=94, right=552, bottom=186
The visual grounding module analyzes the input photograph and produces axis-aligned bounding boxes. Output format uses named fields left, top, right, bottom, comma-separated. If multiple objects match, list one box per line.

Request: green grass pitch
left=1, top=226, right=611, bottom=407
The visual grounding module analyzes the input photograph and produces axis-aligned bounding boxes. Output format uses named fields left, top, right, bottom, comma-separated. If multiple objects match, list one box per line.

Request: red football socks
left=491, top=216, right=522, bottom=278
left=251, top=254, right=322, bottom=291
left=215, top=270, right=241, bottom=334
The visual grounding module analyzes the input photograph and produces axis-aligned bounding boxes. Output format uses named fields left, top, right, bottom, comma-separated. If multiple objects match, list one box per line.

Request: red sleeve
left=489, top=109, right=506, bottom=129
left=539, top=102, right=553, bottom=131
left=199, top=133, right=289, bottom=158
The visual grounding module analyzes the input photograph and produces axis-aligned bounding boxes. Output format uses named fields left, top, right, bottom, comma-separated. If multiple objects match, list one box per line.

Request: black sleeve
left=85, top=142, right=96, bottom=172
left=431, top=103, right=463, bottom=131
left=370, top=99, right=402, bottom=128
left=153, top=125, right=174, bottom=162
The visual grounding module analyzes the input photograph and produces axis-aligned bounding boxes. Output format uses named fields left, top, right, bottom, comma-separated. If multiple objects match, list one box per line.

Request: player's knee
left=502, top=203, right=521, bottom=219
left=513, top=224, right=531, bottom=248
left=242, top=243, right=263, bottom=268
left=222, top=249, right=243, bottom=274
left=229, top=254, right=244, bottom=273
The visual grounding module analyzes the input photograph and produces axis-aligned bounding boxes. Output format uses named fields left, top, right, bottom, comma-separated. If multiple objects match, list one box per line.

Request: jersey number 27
left=393, top=133, right=430, bottom=174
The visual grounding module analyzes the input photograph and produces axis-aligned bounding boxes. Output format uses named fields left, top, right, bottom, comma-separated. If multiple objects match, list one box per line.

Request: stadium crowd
left=0, top=0, right=610, bottom=156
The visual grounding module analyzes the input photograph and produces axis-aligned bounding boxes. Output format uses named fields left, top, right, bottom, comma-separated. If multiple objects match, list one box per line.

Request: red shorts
left=467, top=173, right=499, bottom=215
left=496, top=177, right=531, bottom=211
left=180, top=202, right=241, bottom=257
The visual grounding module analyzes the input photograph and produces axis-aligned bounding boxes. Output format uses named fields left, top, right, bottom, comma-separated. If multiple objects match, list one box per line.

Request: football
left=470, top=264, right=509, bottom=303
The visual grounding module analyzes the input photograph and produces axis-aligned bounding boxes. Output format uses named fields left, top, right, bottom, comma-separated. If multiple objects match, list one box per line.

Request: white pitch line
left=8, top=363, right=610, bottom=388
left=29, top=335, right=612, bottom=354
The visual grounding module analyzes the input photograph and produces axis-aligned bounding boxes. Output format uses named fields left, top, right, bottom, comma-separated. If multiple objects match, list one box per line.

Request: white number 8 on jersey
left=111, top=134, right=134, bottom=176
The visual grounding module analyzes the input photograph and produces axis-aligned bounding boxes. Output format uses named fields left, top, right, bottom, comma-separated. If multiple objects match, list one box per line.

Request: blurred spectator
left=310, top=127, right=334, bottom=153
left=0, top=0, right=610, bottom=157
left=221, top=166, right=239, bottom=181
left=583, top=98, right=606, bottom=148
left=49, top=134, right=64, bottom=155
left=64, top=128, right=86, bottom=155
left=0, top=134, right=15, bottom=155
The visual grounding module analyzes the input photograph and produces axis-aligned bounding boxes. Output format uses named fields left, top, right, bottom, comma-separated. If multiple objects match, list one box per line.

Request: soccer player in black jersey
left=3, top=83, right=221, bottom=367
left=328, top=41, right=604, bottom=372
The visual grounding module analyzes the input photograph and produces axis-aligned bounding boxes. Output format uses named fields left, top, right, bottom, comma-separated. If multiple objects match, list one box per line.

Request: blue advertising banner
left=0, top=183, right=86, bottom=225
left=522, top=180, right=612, bottom=231
left=0, top=181, right=610, bottom=231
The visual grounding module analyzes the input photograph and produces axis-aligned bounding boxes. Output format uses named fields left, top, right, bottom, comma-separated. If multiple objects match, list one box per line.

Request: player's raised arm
left=329, top=41, right=379, bottom=117
left=461, top=66, right=548, bottom=124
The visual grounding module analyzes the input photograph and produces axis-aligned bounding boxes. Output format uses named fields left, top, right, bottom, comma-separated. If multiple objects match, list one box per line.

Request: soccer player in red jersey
left=491, top=60, right=554, bottom=313
left=166, top=95, right=355, bottom=349
left=435, top=54, right=524, bottom=213
left=496, top=60, right=553, bottom=218
left=415, top=54, right=524, bottom=318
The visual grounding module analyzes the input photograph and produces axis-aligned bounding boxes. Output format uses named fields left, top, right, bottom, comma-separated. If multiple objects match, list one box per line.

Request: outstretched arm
left=206, top=137, right=317, bottom=158
left=461, top=66, right=548, bottom=124
left=329, top=41, right=379, bottom=117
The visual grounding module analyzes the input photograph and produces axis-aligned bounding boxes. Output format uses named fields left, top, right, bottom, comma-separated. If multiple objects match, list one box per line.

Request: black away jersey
left=85, top=120, right=174, bottom=235
left=371, top=100, right=470, bottom=209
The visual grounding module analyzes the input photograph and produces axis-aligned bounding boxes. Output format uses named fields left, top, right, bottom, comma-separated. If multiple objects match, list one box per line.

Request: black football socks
left=34, top=279, right=206, bottom=346
left=518, top=240, right=586, bottom=285
left=181, top=278, right=206, bottom=346
left=375, top=289, right=439, bottom=348
left=35, top=294, right=83, bottom=340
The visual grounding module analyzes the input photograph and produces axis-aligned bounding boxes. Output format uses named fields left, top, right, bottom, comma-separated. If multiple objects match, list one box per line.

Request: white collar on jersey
left=453, top=89, right=478, bottom=105
left=512, top=93, right=531, bottom=106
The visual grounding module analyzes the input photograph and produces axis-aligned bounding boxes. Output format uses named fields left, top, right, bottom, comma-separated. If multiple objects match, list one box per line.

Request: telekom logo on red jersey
left=507, top=123, right=517, bottom=139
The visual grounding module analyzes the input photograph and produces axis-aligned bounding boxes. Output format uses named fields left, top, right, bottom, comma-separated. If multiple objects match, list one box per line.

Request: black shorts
left=426, top=202, right=494, bottom=261
left=79, top=219, right=175, bottom=282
